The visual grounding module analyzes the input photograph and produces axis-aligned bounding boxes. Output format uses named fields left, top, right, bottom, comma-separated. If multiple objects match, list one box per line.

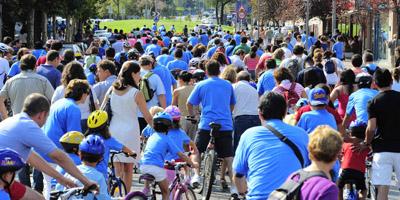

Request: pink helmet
left=165, top=105, right=181, bottom=121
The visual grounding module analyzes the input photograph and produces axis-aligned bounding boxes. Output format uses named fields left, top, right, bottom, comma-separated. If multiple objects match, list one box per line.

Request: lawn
left=100, top=19, right=234, bottom=34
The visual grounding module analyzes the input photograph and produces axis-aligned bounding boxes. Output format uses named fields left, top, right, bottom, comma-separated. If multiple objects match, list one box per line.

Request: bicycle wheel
left=110, top=180, right=127, bottom=197
left=202, top=150, right=216, bottom=200
left=367, top=182, right=377, bottom=200
left=124, top=191, right=147, bottom=200
left=174, top=187, right=197, bottom=200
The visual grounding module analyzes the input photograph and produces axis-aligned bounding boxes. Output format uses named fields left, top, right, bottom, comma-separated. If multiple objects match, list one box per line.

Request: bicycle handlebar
left=109, top=150, right=137, bottom=159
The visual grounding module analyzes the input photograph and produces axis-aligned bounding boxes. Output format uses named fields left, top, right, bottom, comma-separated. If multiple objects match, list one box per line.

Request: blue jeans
left=233, top=115, right=261, bottom=152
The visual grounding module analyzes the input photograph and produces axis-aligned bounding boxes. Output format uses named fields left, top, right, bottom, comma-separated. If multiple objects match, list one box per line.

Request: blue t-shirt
left=165, top=128, right=190, bottom=161
left=156, top=54, right=174, bottom=67
left=37, top=64, right=62, bottom=89
left=32, top=49, right=46, bottom=59
left=188, top=36, right=199, bottom=46
left=42, top=98, right=82, bottom=162
left=141, top=132, right=181, bottom=168
left=256, top=49, right=264, bottom=57
left=0, top=189, right=10, bottom=200
left=96, top=135, right=123, bottom=180
left=86, top=72, right=96, bottom=85
left=223, top=34, right=232, bottom=41
left=8, top=61, right=21, bottom=78
left=200, top=34, right=209, bottom=46
left=142, top=125, right=155, bottom=138
left=153, top=64, right=176, bottom=106
left=56, top=153, right=81, bottom=175
left=145, top=44, right=162, bottom=57
left=233, top=120, right=309, bottom=200
left=346, top=88, right=379, bottom=123
left=162, top=36, right=171, bottom=48
left=206, top=46, right=218, bottom=59
left=188, top=77, right=236, bottom=131
left=257, top=69, right=276, bottom=95
left=234, top=34, right=241, bottom=45
left=225, top=45, right=235, bottom=56
left=114, top=52, right=127, bottom=64
left=182, top=51, right=193, bottom=64
left=332, top=42, right=344, bottom=59
left=166, top=59, right=189, bottom=71
left=297, top=109, right=338, bottom=134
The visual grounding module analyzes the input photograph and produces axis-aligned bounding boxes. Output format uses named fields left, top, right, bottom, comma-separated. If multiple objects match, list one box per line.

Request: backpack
left=287, top=58, right=302, bottom=78
left=119, top=52, right=128, bottom=65
left=268, top=170, right=328, bottom=200
left=84, top=55, right=97, bottom=69
left=324, top=59, right=336, bottom=74
left=277, top=83, right=300, bottom=111
left=361, top=65, right=380, bottom=76
left=139, top=72, right=155, bottom=102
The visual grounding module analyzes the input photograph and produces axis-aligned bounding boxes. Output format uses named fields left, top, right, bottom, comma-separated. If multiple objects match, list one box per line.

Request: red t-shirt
left=341, top=143, right=369, bottom=173
left=295, top=105, right=343, bottom=124
left=255, top=53, right=272, bottom=72
left=36, top=55, right=47, bottom=67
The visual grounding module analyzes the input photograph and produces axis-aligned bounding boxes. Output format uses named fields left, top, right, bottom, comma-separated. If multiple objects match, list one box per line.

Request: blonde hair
left=220, top=65, right=237, bottom=83
left=149, top=106, right=164, bottom=117
left=308, top=126, right=343, bottom=163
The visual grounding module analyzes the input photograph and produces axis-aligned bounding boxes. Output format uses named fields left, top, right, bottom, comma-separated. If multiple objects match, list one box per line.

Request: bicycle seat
left=209, top=122, right=221, bottom=130
left=139, top=174, right=156, bottom=182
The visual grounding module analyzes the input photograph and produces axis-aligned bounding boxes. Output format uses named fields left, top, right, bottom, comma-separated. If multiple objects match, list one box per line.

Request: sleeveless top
left=337, top=89, right=355, bottom=121
left=177, top=85, right=194, bottom=116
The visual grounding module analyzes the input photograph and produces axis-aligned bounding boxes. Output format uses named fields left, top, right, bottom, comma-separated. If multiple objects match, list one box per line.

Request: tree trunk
left=0, top=3, right=3, bottom=41
left=65, top=16, right=71, bottom=42
left=28, top=9, right=35, bottom=48
left=52, top=15, right=56, bottom=39
left=42, top=12, right=47, bottom=42
left=215, top=1, right=219, bottom=24
left=220, top=2, right=225, bottom=25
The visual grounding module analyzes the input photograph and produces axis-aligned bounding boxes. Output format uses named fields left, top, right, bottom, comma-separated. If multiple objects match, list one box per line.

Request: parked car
left=61, top=43, right=84, bottom=59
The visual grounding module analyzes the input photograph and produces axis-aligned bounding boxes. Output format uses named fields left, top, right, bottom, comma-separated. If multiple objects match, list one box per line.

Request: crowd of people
left=0, top=22, right=398, bottom=200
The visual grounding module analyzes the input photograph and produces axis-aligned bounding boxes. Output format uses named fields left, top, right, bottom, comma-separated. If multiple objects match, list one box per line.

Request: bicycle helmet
left=88, top=63, right=97, bottom=73
left=60, top=131, right=85, bottom=145
left=355, top=73, right=372, bottom=87
left=0, top=43, right=10, bottom=53
left=87, top=110, right=108, bottom=129
left=153, top=112, right=173, bottom=127
left=79, top=135, right=105, bottom=155
left=165, top=105, right=181, bottom=121
left=0, top=149, right=24, bottom=174
left=192, top=69, right=206, bottom=82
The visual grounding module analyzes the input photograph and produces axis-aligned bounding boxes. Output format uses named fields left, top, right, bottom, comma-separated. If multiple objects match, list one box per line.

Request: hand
left=351, top=142, right=369, bottom=152
left=57, top=177, right=77, bottom=188
left=343, top=136, right=360, bottom=144
left=83, top=180, right=99, bottom=193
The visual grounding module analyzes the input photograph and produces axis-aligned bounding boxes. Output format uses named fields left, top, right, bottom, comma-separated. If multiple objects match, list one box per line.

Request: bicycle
left=108, top=150, right=137, bottom=197
left=366, top=157, right=377, bottom=200
left=50, top=185, right=97, bottom=200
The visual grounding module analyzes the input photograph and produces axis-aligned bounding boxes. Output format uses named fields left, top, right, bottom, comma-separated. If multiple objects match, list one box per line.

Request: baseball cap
left=309, top=88, right=329, bottom=106
left=295, top=98, right=308, bottom=108
left=123, top=41, right=131, bottom=48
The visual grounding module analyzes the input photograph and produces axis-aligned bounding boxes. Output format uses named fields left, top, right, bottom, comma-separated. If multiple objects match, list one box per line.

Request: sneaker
left=142, top=187, right=150, bottom=196
left=191, top=174, right=200, bottom=187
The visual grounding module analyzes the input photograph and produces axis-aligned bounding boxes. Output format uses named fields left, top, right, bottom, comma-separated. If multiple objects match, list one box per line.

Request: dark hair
left=3, top=36, right=12, bottom=44
left=174, top=48, right=183, bottom=58
left=241, top=37, right=247, bottom=44
left=80, top=151, right=103, bottom=163
left=293, top=45, right=304, bottom=55
left=229, top=39, right=236, bottom=46
left=178, top=70, right=192, bottom=83
left=17, top=48, right=29, bottom=61
left=340, top=69, right=355, bottom=94
left=211, top=52, right=227, bottom=66
left=113, top=61, right=140, bottom=90
left=266, top=59, right=277, bottom=70
left=374, top=68, right=393, bottom=88
left=64, top=79, right=90, bottom=101
left=46, top=50, right=59, bottom=62
left=61, top=143, right=79, bottom=154
left=105, top=48, right=116, bottom=58
left=20, top=54, right=37, bottom=71
left=364, top=52, right=374, bottom=62
left=205, top=60, right=220, bottom=76
left=154, top=122, right=170, bottom=133
left=34, top=41, right=44, bottom=49
left=235, top=49, right=245, bottom=56
left=258, top=92, right=287, bottom=120
left=134, top=42, right=144, bottom=54
left=161, top=47, right=169, bottom=55
left=192, top=44, right=205, bottom=57
left=98, top=60, right=116, bottom=75
left=90, top=47, right=99, bottom=55
left=304, top=68, right=325, bottom=88
left=250, top=45, right=257, bottom=58
left=63, top=49, right=75, bottom=64
left=61, top=61, right=86, bottom=86
left=274, top=67, right=294, bottom=83
left=392, top=67, right=400, bottom=82
left=22, top=93, right=50, bottom=116
left=350, top=124, right=367, bottom=140
left=50, top=40, right=63, bottom=51
left=351, top=54, right=363, bottom=68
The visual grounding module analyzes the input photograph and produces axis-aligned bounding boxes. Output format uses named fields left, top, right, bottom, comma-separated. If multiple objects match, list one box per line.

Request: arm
left=158, top=94, right=166, bottom=108
left=136, top=91, right=153, bottom=126
left=177, top=151, right=197, bottom=168
left=233, top=176, right=248, bottom=194
left=172, top=89, right=179, bottom=106
left=330, top=87, right=340, bottom=103
left=365, top=118, right=377, bottom=145
left=230, top=104, right=235, bottom=112
left=122, top=146, right=135, bottom=156
left=187, top=102, right=195, bottom=117
left=0, top=96, right=8, bottom=119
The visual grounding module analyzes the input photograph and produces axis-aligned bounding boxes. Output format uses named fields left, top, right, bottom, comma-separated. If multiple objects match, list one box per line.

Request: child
left=338, top=121, right=369, bottom=200
left=141, top=106, right=164, bottom=139
left=86, top=110, right=135, bottom=180
left=57, top=131, right=85, bottom=175
left=284, top=98, right=308, bottom=126
left=140, top=112, right=198, bottom=200
left=61, top=135, right=110, bottom=199
left=0, top=149, right=25, bottom=200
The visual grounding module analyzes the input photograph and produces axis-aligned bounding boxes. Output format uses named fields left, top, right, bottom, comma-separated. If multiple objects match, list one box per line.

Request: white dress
left=109, top=87, right=141, bottom=163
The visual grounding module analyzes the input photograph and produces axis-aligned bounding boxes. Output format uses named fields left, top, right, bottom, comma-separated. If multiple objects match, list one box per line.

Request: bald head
left=236, top=71, right=251, bottom=82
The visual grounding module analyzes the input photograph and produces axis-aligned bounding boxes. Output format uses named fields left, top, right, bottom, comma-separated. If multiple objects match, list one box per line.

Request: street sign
left=238, top=6, right=246, bottom=19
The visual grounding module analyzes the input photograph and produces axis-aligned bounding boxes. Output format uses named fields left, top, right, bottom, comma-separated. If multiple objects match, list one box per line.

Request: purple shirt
left=37, top=64, right=61, bottom=89
left=291, top=173, right=338, bottom=200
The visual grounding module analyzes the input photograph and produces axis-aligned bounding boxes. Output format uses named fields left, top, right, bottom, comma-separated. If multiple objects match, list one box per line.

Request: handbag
left=100, top=88, right=113, bottom=125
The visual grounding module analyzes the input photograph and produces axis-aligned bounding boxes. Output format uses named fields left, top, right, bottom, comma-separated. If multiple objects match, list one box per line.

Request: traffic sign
left=238, top=6, right=246, bottom=19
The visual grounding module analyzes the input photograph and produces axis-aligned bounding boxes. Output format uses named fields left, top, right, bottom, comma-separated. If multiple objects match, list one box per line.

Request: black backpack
left=268, top=170, right=328, bottom=200
left=324, top=59, right=336, bottom=74
left=361, top=65, right=380, bottom=76
left=287, top=58, right=302, bottom=78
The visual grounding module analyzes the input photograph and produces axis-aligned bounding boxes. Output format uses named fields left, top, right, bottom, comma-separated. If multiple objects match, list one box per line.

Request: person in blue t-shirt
left=58, top=135, right=110, bottom=199
left=257, top=59, right=277, bottom=96
left=233, top=32, right=241, bottom=45
left=145, top=39, right=162, bottom=57
left=297, top=87, right=337, bottom=134
left=37, top=50, right=62, bottom=89
left=166, top=49, right=189, bottom=71
left=32, top=41, right=47, bottom=59
left=188, top=33, right=199, bottom=47
left=140, top=112, right=197, bottom=200
left=343, top=73, right=378, bottom=128
left=361, top=52, right=379, bottom=75
left=225, top=39, right=236, bottom=57
left=152, top=56, right=177, bottom=106
left=7, top=47, right=30, bottom=78
left=162, top=34, right=171, bottom=48
left=156, top=48, right=174, bottom=67
left=152, top=23, right=157, bottom=32
left=332, top=35, right=345, bottom=60
left=224, top=31, right=232, bottom=41
left=56, top=131, right=84, bottom=176
left=206, top=38, right=221, bottom=59
left=199, top=30, right=209, bottom=46
left=233, top=92, right=309, bottom=200
left=187, top=60, right=237, bottom=195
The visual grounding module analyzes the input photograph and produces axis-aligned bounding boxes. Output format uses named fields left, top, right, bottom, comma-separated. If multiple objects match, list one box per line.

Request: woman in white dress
left=108, top=61, right=153, bottom=192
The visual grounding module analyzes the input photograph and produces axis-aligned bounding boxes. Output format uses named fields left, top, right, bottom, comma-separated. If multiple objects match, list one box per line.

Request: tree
left=206, top=0, right=234, bottom=24
left=250, top=0, right=282, bottom=26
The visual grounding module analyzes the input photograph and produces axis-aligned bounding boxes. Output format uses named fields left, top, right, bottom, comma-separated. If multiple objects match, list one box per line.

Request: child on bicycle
left=57, top=131, right=85, bottom=175
left=0, top=149, right=25, bottom=200
left=141, top=106, right=164, bottom=139
left=86, top=110, right=135, bottom=180
left=140, top=112, right=198, bottom=200
left=60, top=135, right=110, bottom=199
left=338, top=120, right=369, bottom=200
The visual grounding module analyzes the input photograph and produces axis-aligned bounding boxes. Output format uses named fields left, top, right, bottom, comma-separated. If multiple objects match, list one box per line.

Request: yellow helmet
left=87, top=110, right=108, bottom=129
left=59, top=131, right=84, bottom=145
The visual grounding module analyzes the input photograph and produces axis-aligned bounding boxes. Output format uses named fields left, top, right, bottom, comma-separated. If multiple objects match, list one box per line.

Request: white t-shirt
left=0, top=58, right=10, bottom=89
left=232, top=81, right=259, bottom=118
left=229, top=55, right=246, bottom=70
left=51, top=85, right=99, bottom=119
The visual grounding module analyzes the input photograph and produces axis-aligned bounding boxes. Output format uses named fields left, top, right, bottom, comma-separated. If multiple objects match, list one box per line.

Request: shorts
left=371, top=152, right=400, bottom=186
left=195, top=129, right=233, bottom=158
left=8, top=181, right=27, bottom=200
left=140, top=165, right=167, bottom=182
left=337, top=168, right=366, bottom=191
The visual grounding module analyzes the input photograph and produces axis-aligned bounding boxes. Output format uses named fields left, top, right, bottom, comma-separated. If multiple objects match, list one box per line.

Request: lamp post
left=332, top=0, right=337, bottom=33
left=305, top=0, right=310, bottom=50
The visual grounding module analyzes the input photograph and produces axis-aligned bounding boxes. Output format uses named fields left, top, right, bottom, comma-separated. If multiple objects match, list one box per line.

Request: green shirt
left=232, top=43, right=251, bottom=55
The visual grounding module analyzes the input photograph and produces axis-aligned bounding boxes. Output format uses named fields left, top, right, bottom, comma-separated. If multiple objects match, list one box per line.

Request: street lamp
left=332, top=0, right=337, bottom=34
left=304, top=0, right=310, bottom=50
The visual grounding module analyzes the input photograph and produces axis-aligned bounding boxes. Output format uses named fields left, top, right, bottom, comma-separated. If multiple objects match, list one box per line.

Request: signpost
left=238, top=6, right=246, bottom=31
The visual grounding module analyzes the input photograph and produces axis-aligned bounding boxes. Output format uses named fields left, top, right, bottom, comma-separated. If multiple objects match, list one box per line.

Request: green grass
left=100, top=19, right=234, bottom=34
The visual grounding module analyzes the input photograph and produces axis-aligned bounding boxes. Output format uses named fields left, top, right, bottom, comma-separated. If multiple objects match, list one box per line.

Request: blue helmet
left=0, top=149, right=25, bottom=173
left=153, top=112, right=172, bottom=127
left=79, top=135, right=105, bottom=155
